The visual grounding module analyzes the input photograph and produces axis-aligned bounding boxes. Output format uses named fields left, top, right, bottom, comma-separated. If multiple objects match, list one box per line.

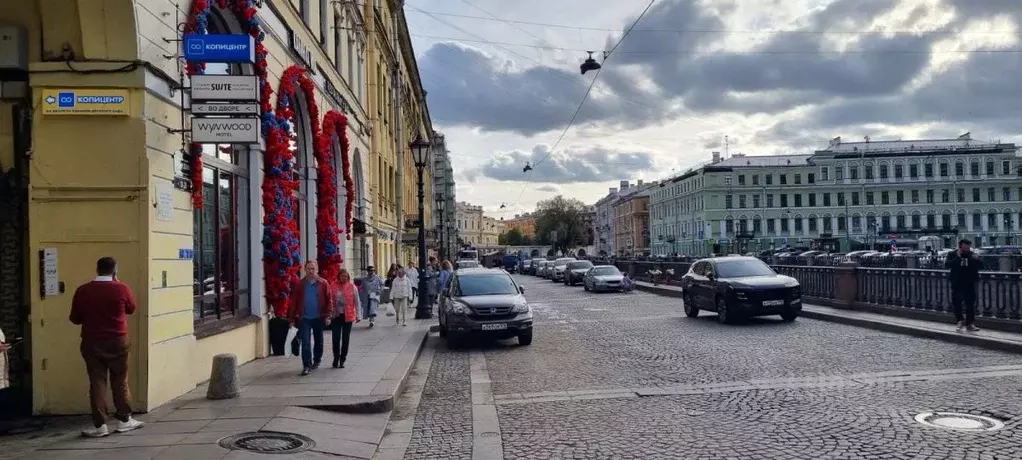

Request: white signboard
left=42, top=248, right=59, bottom=297
left=190, top=75, right=259, bottom=101
left=155, top=183, right=174, bottom=222
left=191, top=102, right=259, bottom=115
left=191, top=117, right=260, bottom=143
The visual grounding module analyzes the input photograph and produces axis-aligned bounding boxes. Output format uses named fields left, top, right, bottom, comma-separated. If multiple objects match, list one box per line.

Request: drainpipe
left=393, top=1, right=405, bottom=264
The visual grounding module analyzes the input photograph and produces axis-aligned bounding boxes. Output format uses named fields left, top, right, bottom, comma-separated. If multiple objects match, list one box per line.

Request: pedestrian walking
left=437, top=260, right=453, bottom=298
left=946, top=239, right=982, bottom=333
left=405, top=264, right=420, bottom=303
left=288, top=261, right=335, bottom=376
left=69, top=256, right=145, bottom=437
left=361, top=266, right=383, bottom=327
left=390, top=269, right=414, bottom=326
left=0, top=327, right=11, bottom=390
left=330, top=269, right=360, bottom=369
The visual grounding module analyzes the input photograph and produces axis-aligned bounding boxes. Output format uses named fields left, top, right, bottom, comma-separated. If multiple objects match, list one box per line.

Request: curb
left=634, top=280, right=1022, bottom=354
left=310, top=328, right=432, bottom=414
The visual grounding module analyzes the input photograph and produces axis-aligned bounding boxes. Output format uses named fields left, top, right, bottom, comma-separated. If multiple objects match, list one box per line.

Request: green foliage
left=534, top=195, right=589, bottom=253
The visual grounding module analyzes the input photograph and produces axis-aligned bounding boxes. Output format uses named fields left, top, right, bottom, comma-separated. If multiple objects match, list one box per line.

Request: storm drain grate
left=914, top=412, right=1005, bottom=432
left=219, top=431, right=315, bottom=454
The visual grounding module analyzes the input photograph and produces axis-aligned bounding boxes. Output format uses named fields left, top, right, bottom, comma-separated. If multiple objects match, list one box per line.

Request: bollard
left=207, top=353, right=240, bottom=400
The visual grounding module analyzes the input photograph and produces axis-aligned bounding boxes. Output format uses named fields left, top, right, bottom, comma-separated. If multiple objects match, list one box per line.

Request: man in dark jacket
left=945, top=239, right=982, bottom=332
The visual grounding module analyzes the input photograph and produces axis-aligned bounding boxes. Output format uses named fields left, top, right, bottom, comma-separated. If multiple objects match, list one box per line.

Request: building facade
left=503, top=213, right=536, bottom=239
left=456, top=201, right=484, bottom=247
left=613, top=184, right=653, bottom=256
left=0, top=0, right=426, bottom=417
left=650, top=135, right=1022, bottom=256
left=592, top=186, right=621, bottom=256
left=431, top=132, right=457, bottom=260
left=481, top=215, right=503, bottom=246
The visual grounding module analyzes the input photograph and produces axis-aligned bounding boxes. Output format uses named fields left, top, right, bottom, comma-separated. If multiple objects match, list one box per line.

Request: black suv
left=680, top=256, right=801, bottom=323
left=563, top=260, right=594, bottom=286
left=438, top=268, right=533, bottom=347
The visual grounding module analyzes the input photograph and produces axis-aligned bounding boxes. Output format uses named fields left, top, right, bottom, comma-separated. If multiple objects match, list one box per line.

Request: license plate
left=762, top=300, right=784, bottom=306
left=481, top=323, right=508, bottom=331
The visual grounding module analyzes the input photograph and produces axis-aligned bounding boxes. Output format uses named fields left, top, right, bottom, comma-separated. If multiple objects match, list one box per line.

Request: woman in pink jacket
left=330, top=269, right=361, bottom=368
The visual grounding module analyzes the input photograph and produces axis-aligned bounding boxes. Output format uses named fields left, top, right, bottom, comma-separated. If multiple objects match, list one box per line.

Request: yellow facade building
left=0, top=0, right=411, bottom=416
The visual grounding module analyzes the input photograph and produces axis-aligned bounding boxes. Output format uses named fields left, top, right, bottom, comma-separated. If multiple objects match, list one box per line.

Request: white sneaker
left=82, top=424, right=110, bottom=437
left=115, top=417, right=145, bottom=433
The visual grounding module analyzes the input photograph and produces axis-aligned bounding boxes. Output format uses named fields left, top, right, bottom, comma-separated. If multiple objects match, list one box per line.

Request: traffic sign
left=697, top=231, right=704, bottom=240
left=191, top=117, right=260, bottom=143
left=183, top=34, right=255, bottom=63
left=191, top=102, right=260, bottom=115
left=890, top=239, right=897, bottom=246
left=190, top=75, right=259, bottom=101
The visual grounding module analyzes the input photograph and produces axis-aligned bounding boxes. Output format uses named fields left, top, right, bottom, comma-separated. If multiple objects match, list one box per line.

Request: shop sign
left=183, top=33, right=255, bottom=64
left=191, top=75, right=259, bottom=101
left=191, top=117, right=260, bottom=143
left=191, top=102, right=260, bottom=115
left=41, top=88, right=130, bottom=116
left=289, top=30, right=314, bottom=73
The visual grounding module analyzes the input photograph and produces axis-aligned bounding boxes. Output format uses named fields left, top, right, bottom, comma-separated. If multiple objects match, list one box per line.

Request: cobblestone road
left=404, top=274, right=1022, bottom=459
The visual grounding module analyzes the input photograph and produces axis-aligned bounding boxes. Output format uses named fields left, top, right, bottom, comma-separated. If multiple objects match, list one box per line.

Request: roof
left=816, top=137, right=1006, bottom=154
left=712, top=155, right=813, bottom=167
left=700, top=256, right=760, bottom=263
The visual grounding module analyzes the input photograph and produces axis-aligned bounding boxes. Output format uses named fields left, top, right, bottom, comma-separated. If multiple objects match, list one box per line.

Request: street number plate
left=481, top=323, right=508, bottom=331
left=762, top=300, right=784, bottom=306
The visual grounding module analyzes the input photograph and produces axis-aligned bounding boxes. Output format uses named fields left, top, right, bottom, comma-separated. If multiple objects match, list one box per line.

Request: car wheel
left=439, top=319, right=447, bottom=337
left=716, top=296, right=734, bottom=324
left=683, top=293, right=699, bottom=318
left=583, top=282, right=590, bottom=291
left=518, top=330, right=533, bottom=346
left=780, top=310, right=798, bottom=322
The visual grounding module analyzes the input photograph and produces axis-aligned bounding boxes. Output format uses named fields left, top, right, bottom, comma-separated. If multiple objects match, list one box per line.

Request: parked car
left=503, top=254, right=520, bottom=273
left=519, top=258, right=532, bottom=274
left=536, top=260, right=550, bottom=278
left=456, top=259, right=480, bottom=270
left=583, top=265, right=625, bottom=292
left=680, top=256, right=802, bottom=324
left=563, top=260, right=594, bottom=286
left=550, top=257, right=576, bottom=282
left=540, top=260, right=554, bottom=279
left=437, top=268, right=533, bottom=347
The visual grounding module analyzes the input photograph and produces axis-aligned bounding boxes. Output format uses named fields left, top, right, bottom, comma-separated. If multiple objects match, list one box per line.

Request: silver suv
left=550, top=257, right=576, bottom=282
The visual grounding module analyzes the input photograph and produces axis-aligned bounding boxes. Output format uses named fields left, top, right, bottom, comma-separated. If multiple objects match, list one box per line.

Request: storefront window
left=290, top=94, right=315, bottom=258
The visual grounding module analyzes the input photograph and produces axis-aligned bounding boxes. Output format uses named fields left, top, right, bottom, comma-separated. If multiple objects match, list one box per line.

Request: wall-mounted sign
left=183, top=33, right=255, bottom=63
left=190, top=102, right=260, bottom=115
left=155, top=183, right=174, bottom=222
left=190, top=75, right=259, bottom=101
left=191, top=117, right=260, bottom=143
left=41, top=248, right=59, bottom=297
left=179, top=248, right=194, bottom=259
left=289, top=30, right=314, bottom=73
left=41, top=88, right=130, bottom=116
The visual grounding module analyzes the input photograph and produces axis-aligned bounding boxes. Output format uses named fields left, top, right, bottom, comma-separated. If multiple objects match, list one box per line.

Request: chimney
left=637, top=179, right=644, bottom=187
left=609, top=187, right=618, bottom=194
left=711, top=151, right=721, bottom=163
left=829, top=136, right=841, bottom=147
left=620, top=180, right=629, bottom=190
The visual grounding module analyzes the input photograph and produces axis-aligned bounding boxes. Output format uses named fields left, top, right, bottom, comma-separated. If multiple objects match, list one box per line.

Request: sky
left=406, top=0, right=1022, bottom=219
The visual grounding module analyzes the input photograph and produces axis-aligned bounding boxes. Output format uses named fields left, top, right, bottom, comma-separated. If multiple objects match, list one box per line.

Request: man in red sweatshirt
left=69, top=256, right=144, bottom=437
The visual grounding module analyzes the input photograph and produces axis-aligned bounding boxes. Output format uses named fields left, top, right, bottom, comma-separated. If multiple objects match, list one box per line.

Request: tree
left=503, top=228, right=525, bottom=246
left=498, top=232, right=508, bottom=245
left=534, top=195, right=589, bottom=254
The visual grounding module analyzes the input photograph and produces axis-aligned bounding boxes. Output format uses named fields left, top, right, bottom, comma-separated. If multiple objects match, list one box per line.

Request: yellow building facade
left=0, top=0, right=387, bottom=416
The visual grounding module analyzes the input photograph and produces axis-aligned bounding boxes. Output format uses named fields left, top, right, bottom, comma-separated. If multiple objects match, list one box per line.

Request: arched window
left=193, top=8, right=252, bottom=328
left=290, top=91, right=316, bottom=258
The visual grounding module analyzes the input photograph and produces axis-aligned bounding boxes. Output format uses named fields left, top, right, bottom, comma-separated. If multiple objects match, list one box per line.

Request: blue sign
left=183, top=34, right=255, bottom=63
left=890, top=239, right=897, bottom=247
left=179, top=248, right=194, bottom=259
left=697, top=231, right=704, bottom=240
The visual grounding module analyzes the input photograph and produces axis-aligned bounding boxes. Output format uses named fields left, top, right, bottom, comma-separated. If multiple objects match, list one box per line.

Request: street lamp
left=434, top=192, right=446, bottom=260
left=410, top=135, right=432, bottom=319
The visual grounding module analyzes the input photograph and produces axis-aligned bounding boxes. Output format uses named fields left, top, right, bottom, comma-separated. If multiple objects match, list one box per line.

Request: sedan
left=680, top=256, right=801, bottom=324
left=563, top=260, right=594, bottom=286
left=583, top=265, right=625, bottom=292
left=438, top=268, right=533, bottom=347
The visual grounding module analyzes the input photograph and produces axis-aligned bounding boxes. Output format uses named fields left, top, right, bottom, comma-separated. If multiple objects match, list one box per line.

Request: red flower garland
left=313, top=114, right=340, bottom=282
left=321, top=110, right=356, bottom=238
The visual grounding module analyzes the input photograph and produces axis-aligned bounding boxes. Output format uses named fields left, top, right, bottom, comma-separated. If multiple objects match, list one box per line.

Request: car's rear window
left=715, top=259, right=775, bottom=278
left=457, top=274, right=519, bottom=296
left=568, top=261, right=593, bottom=270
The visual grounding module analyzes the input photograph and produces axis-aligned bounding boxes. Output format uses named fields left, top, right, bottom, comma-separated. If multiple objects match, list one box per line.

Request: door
left=696, top=262, right=719, bottom=310
left=0, top=101, right=30, bottom=419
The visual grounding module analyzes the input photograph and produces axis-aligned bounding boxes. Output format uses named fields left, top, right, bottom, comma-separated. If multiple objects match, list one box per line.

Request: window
left=765, top=174, right=773, bottom=185
left=897, top=215, right=906, bottom=229
left=849, top=167, right=858, bottom=180
left=725, top=195, right=733, bottom=209
left=924, top=163, right=933, bottom=178
left=942, top=189, right=950, bottom=203
left=864, top=165, right=874, bottom=179
left=739, top=195, right=747, bottom=208
left=753, top=219, right=762, bottom=233
left=956, top=162, right=965, bottom=176
left=851, top=192, right=860, bottom=206
left=911, top=190, right=918, bottom=204
left=988, top=212, right=998, bottom=228
left=753, top=195, right=760, bottom=208
left=794, top=218, right=803, bottom=232
left=823, top=194, right=831, bottom=207
left=837, top=192, right=845, bottom=206
left=715, top=259, right=775, bottom=278
left=794, top=194, right=802, bottom=207
left=896, top=191, right=904, bottom=204
left=780, top=194, right=788, bottom=207
left=881, top=191, right=890, bottom=205
left=794, top=174, right=802, bottom=185
left=835, top=167, right=844, bottom=180
left=752, top=175, right=759, bottom=185
left=781, top=218, right=790, bottom=232
left=957, top=188, right=965, bottom=203
left=780, top=174, right=787, bottom=185
left=909, top=164, right=918, bottom=178
left=837, top=217, right=845, bottom=231
left=879, top=165, right=889, bottom=179
left=193, top=147, right=251, bottom=328
left=809, top=194, right=817, bottom=207
left=988, top=187, right=995, bottom=202
left=456, top=273, right=520, bottom=296
left=940, top=163, right=949, bottom=177
left=972, top=212, right=981, bottom=228
left=911, top=214, right=921, bottom=229
left=894, top=164, right=903, bottom=178
left=725, top=219, right=734, bottom=234
left=738, top=175, right=746, bottom=185
left=971, top=161, right=980, bottom=176
left=926, top=190, right=934, bottom=204
left=821, top=167, right=829, bottom=181
left=942, top=214, right=951, bottom=228
left=808, top=173, right=815, bottom=184
left=1005, top=187, right=1012, bottom=202
left=986, top=160, right=995, bottom=176
left=866, top=192, right=874, bottom=205
left=766, top=194, right=774, bottom=207
left=1003, top=161, right=1011, bottom=175
left=301, top=0, right=310, bottom=24
left=808, top=218, right=818, bottom=232
left=972, top=188, right=981, bottom=202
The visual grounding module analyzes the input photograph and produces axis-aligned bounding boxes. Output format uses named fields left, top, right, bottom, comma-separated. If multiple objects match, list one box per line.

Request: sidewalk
left=633, top=280, right=1022, bottom=354
left=13, top=318, right=431, bottom=460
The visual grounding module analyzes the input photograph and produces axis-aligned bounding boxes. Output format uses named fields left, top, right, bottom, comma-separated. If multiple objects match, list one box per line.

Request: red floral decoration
left=321, top=110, right=356, bottom=238
left=313, top=113, right=341, bottom=282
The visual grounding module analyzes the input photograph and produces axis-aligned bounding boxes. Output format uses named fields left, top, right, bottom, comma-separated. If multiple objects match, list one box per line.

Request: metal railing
left=771, top=265, right=836, bottom=299
left=856, top=268, right=1022, bottom=320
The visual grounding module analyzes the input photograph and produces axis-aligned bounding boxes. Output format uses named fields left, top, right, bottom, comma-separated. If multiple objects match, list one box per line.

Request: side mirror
left=518, top=286, right=525, bottom=294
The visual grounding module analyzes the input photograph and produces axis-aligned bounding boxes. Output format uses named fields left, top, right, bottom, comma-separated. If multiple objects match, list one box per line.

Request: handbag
left=287, top=326, right=300, bottom=357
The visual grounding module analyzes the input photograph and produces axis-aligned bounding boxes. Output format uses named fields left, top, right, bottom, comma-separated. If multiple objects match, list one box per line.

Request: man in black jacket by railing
left=945, top=239, right=982, bottom=333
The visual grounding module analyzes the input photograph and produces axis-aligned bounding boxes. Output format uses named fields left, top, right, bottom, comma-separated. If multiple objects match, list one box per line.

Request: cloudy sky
left=406, top=0, right=1022, bottom=218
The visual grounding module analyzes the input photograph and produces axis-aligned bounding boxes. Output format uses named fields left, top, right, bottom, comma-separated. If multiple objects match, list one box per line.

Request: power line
left=406, top=9, right=1019, bottom=36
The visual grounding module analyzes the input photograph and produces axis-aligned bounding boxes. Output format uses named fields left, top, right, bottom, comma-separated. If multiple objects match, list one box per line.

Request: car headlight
left=448, top=301, right=468, bottom=315
left=512, top=301, right=530, bottom=313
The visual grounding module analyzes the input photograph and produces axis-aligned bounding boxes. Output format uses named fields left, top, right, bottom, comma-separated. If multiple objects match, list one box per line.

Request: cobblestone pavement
left=402, top=274, right=1022, bottom=459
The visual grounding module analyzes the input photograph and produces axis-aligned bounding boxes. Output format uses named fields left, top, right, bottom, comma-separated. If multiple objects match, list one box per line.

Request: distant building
left=504, top=213, right=536, bottom=239
left=612, top=180, right=654, bottom=256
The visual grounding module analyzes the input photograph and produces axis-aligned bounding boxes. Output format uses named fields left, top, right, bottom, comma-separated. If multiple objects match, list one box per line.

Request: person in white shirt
left=404, top=264, right=420, bottom=303
left=389, top=268, right=414, bottom=326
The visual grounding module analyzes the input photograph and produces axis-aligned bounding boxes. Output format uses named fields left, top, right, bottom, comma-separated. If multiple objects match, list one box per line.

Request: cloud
left=536, top=184, right=561, bottom=193
left=466, top=144, right=658, bottom=184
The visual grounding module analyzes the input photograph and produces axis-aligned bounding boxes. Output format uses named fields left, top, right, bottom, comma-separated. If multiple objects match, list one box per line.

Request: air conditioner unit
left=0, top=25, right=28, bottom=71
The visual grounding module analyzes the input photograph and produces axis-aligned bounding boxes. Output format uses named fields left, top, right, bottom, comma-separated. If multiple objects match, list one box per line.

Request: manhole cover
left=219, top=431, right=315, bottom=454
left=914, top=412, right=1005, bottom=432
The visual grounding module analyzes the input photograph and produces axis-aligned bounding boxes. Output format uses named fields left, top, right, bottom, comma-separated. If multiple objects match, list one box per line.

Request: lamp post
left=434, top=192, right=446, bottom=260
left=410, top=136, right=432, bottom=319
